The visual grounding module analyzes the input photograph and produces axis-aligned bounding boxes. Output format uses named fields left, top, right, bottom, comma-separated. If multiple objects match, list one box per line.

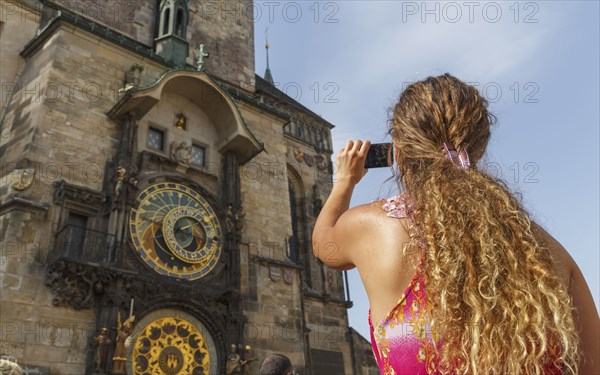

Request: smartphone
left=365, top=143, right=393, bottom=169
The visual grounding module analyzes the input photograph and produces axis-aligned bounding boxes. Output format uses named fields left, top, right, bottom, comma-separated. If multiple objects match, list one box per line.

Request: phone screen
left=364, top=143, right=393, bottom=169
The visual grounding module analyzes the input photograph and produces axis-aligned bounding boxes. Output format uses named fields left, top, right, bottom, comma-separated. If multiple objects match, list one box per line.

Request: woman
left=312, top=74, right=598, bottom=374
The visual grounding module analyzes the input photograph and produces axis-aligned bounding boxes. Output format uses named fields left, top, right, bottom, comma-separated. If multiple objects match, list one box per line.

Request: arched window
left=162, top=8, right=170, bottom=36
left=176, top=8, right=184, bottom=37
left=288, top=183, right=299, bottom=263
left=287, top=166, right=306, bottom=267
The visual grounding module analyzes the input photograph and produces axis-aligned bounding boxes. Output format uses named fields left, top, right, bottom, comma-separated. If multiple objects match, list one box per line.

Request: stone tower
left=0, top=0, right=378, bottom=374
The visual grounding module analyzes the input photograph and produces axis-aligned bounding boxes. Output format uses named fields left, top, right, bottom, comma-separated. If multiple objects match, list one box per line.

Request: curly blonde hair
left=390, top=74, right=580, bottom=374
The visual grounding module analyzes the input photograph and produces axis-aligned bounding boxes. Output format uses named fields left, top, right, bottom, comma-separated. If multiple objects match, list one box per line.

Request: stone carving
left=315, top=155, right=328, bottom=171
left=293, top=149, right=304, bottom=163
left=9, top=169, right=34, bottom=191
left=53, top=180, right=106, bottom=205
left=0, top=357, right=22, bottom=375
left=293, top=150, right=330, bottom=171
left=112, top=312, right=135, bottom=374
left=235, top=205, right=246, bottom=232
left=170, top=141, right=192, bottom=166
left=93, top=327, right=111, bottom=373
left=304, top=154, right=314, bottom=167
left=226, top=203, right=234, bottom=232
left=269, top=266, right=281, bottom=282
left=283, top=269, right=293, bottom=285
left=226, top=204, right=246, bottom=233
left=45, top=261, right=95, bottom=309
left=326, top=271, right=334, bottom=287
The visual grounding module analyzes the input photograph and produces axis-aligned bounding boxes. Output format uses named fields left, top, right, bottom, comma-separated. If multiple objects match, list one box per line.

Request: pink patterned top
left=368, top=193, right=440, bottom=375
left=368, top=194, right=565, bottom=375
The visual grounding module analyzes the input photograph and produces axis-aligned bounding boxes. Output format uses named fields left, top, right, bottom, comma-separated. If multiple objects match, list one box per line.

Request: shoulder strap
left=381, top=192, right=412, bottom=219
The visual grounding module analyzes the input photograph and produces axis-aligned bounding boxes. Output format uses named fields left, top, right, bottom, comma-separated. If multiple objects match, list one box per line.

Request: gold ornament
left=132, top=316, right=210, bottom=375
left=10, top=169, right=34, bottom=191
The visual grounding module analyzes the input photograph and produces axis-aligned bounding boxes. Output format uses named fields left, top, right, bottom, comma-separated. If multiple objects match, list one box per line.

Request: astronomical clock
left=129, top=182, right=223, bottom=280
left=119, top=180, right=226, bottom=374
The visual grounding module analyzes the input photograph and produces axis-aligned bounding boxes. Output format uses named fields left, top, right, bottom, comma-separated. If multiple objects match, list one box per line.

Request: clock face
left=129, top=182, right=222, bottom=280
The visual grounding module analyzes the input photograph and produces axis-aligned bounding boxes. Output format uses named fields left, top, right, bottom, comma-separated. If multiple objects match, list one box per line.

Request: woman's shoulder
left=343, top=196, right=408, bottom=225
left=347, top=193, right=411, bottom=215
left=339, top=196, right=412, bottom=252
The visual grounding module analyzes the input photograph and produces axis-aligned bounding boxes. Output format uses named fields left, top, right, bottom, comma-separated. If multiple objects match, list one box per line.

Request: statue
left=93, top=327, right=111, bottom=373
left=170, top=141, right=193, bottom=166
left=125, top=63, right=144, bottom=87
left=241, top=345, right=257, bottom=375
left=114, top=166, right=126, bottom=200
left=112, top=312, right=135, bottom=374
left=226, top=344, right=242, bottom=375
left=175, top=113, right=187, bottom=130
left=235, top=205, right=246, bottom=232
left=0, top=357, right=22, bottom=375
left=196, top=44, right=209, bottom=71
left=226, top=204, right=234, bottom=232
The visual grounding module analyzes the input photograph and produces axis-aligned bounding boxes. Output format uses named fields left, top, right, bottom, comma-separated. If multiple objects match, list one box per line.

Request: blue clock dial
left=129, top=183, right=222, bottom=280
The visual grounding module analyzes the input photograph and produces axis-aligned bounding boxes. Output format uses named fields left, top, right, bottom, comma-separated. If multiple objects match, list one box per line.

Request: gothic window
left=287, top=166, right=308, bottom=272
left=162, top=8, right=170, bottom=36
left=176, top=8, right=185, bottom=38
left=158, top=0, right=188, bottom=39
left=288, top=184, right=299, bottom=262
left=147, top=127, right=164, bottom=151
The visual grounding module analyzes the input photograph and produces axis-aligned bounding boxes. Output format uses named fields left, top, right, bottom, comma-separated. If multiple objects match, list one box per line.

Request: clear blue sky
left=253, top=1, right=599, bottom=341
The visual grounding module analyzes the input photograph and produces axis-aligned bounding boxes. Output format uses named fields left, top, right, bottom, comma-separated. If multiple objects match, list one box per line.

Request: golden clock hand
left=174, top=224, right=192, bottom=234
left=139, top=215, right=163, bottom=224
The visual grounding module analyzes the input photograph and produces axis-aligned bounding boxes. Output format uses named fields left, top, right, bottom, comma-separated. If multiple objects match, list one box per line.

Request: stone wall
left=47, top=0, right=256, bottom=89
left=350, top=328, right=380, bottom=375
left=0, top=17, right=167, bottom=374
left=0, top=0, right=41, bottom=117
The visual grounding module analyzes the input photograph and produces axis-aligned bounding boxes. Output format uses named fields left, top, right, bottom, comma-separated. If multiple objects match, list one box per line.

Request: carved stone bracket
left=45, top=257, right=237, bottom=316
left=53, top=180, right=106, bottom=206
left=45, top=260, right=111, bottom=310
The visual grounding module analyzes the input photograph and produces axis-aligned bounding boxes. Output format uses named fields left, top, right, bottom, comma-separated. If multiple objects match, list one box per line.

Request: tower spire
left=264, top=28, right=274, bottom=85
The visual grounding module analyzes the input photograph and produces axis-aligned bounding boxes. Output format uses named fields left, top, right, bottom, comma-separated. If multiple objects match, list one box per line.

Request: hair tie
left=442, top=142, right=470, bottom=169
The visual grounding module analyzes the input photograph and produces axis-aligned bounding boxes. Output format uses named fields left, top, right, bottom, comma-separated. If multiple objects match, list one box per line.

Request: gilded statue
left=112, top=312, right=135, bottom=374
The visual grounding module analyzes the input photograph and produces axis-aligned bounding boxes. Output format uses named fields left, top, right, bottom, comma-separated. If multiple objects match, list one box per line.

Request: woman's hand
left=335, top=139, right=371, bottom=186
